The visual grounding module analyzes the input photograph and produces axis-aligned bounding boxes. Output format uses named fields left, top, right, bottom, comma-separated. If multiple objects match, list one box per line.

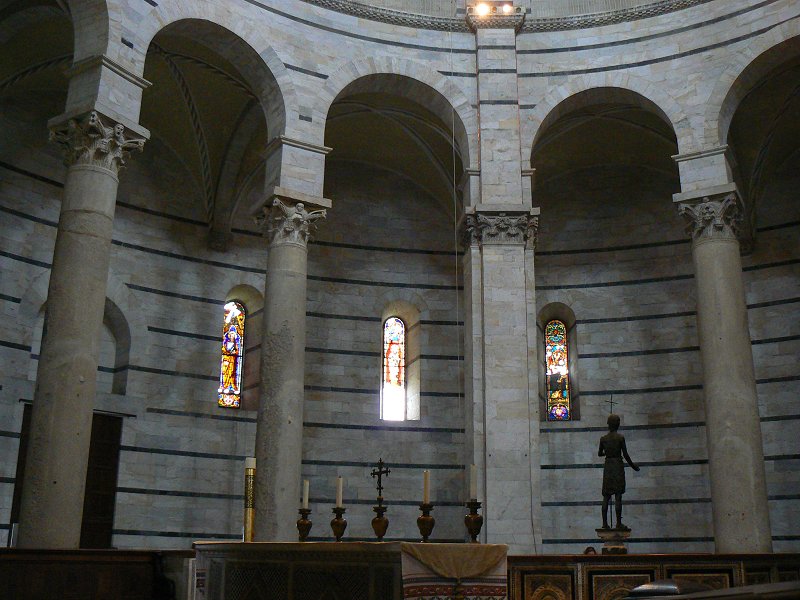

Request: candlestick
left=331, top=507, right=347, bottom=541
left=423, top=470, right=430, bottom=504
left=297, top=508, right=312, bottom=542
left=243, top=457, right=256, bottom=542
left=372, top=502, right=389, bottom=541
left=469, top=464, right=478, bottom=500
left=335, top=476, right=343, bottom=508
left=417, top=503, right=435, bottom=542
left=302, top=479, right=309, bottom=510
left=465, top=499, right=483, bottom=543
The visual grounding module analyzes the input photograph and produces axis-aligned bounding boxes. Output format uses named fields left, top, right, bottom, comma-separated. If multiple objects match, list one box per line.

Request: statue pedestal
left=595, top=527, right=631, bottom=554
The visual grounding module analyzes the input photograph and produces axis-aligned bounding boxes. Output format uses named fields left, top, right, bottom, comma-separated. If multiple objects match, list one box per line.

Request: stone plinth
left=596, top=527, right=632, bottom=554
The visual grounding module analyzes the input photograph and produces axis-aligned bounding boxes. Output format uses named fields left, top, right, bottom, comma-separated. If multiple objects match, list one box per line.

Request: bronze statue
left=599, top=414, right=639, bottom=530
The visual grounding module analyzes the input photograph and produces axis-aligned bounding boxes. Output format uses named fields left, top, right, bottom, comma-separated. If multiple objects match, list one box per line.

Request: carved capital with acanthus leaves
left=464, top=210, right=538, bottom=247
left=49, top=111, right=146, bottom=174
left=256, top=198, right=327, bottom=247
left=677, top=193, right=742, bottom=242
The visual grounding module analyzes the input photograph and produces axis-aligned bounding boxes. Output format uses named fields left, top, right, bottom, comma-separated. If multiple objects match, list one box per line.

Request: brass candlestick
left=243, top=460, right=256, bottom=542
left=464, top=500, right=483, bottom=543
left=417, top=503, right=435, bottom=542
left=330, top=507, right=347, bottom=541
left=297, top=508, right=312, bottom=542
left=372, top=498, right=389, bottom=541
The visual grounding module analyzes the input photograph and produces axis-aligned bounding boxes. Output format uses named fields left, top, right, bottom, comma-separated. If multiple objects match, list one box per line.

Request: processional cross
left=605, top=394, right=615, bottom=414
left=371, top=458, right=391, bottom=501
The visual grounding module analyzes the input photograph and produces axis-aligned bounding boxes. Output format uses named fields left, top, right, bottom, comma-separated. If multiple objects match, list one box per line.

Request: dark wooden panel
left=80, top=414, right=123, bottom=549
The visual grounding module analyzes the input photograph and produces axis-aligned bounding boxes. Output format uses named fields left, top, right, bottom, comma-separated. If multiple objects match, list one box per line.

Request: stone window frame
left=380, top=300, right=421, bottom=421
left=225, top=284, right=263, bottom=411
left=537, top=302, right=581, bottom=421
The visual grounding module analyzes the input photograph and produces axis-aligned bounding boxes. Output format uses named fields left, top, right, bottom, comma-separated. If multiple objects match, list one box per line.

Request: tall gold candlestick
left=244, top=457, right=256, bottom=542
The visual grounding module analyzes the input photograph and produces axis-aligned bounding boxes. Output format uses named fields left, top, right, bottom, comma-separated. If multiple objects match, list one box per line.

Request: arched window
left=381, top=316, right=406, bottom=421
left=218, top=301, right=245, bottom=409
left=545, top=319, right=571, bottom=421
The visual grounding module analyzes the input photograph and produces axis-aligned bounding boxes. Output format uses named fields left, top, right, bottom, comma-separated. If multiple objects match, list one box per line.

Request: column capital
left=676, top=189, right=743, bottom=243
left=464, top=205, right=539, bottom=248
left=256, top=188, right=331, bottom=248
left=466, top=4, right=525, bottom=32
left=49, top=110, right=147, bottom=174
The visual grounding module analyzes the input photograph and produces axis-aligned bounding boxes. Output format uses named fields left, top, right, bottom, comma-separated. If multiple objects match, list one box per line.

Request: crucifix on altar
left=371, top=458, right=391, bottom=540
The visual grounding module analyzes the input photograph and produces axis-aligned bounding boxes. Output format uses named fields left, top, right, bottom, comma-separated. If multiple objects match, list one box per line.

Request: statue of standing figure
left=599, top=414, right=639, bottom=530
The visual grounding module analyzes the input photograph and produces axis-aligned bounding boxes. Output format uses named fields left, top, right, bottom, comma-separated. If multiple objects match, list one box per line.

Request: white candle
left=245, top=457, right=256, bottom=470
left=469, top=464, right=477, bottom=500
left=423, top=470, right=430, bottom=504
left=335, top=476, right=343, bottom=508
left=302, top=480, right=310, bottom=509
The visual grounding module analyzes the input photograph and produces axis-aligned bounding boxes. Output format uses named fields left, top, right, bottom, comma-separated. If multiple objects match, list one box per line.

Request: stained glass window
left=218, top=301, right=245, bottom=408
left=381, top=317, right=406, bottom=421
left=545, top=319, right=571, bottom=421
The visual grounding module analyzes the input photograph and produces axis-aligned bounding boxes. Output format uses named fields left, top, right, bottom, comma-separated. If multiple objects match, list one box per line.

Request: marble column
left=254, top=190, right=329, bottom=541
left=17, top=111, right=145, bottom=548
left=676, top=191, right=772, bottom=553
left=465, top=209, right=539, bottom=553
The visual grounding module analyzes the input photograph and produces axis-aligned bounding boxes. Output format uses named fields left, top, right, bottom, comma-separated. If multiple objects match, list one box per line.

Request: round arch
left=526, top=75, right=690, bottom=160
left=706, top=21, right=800, bottom=148
left=319, top=57, right=478, bottom=174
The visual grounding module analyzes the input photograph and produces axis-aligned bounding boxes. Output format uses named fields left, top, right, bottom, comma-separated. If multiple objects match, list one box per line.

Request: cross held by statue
left=605, top=394, right=615, bottom=414
left=371, top=458, right=390, bottom=499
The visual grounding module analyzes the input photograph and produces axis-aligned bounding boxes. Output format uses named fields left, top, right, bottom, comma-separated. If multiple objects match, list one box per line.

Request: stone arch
left=705, top=21, right=800, bottom=148
left=526, top=74, right=691, bottom=160
left=66, top=0, right=111, bottom=63
left=115, top=1, right=298, bottom=140
left=319, top=57, right=478, bottom=173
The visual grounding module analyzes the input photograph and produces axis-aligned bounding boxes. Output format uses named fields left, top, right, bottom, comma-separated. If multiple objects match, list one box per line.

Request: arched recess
left=526, top=76, right=692, bottom=159
left=225, top=284, right=263, bottom=412
left=706, top=21, right=800, bottom=148
left=537, top=303, right=579, bottom=421
left=320, top=57, right=478, bottom=178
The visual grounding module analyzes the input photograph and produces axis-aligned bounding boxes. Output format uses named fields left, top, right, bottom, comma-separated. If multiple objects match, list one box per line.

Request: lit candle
left=335, top=476, right=343, bottom=508
left=423, top=470, right=430, bottom=504
left=302, top=480, right=309, bottom=509
left=245, top=457, right=256, bottom=470
left=469, top=464, right=477, bottom=501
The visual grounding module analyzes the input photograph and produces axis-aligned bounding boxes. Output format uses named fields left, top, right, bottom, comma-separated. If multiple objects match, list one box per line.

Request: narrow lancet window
left=218, top=301, right=245, bottom=408
left=545, top=319, right=571, bottom=421
left=381, top=317, right=406, bottom=421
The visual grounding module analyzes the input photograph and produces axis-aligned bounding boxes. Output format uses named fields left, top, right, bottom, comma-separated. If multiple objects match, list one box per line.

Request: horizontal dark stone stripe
left=542, top=498, right=711, bottom=507
left=582, top=346, right=698, bottom=359
left=748, top=296, right=800, bottom=309
left=112, top=239, right=264, bottom=273
left=0, top=477, right=15, bottom=484
left=116, top=201, right=207, bottom=226
left=113, top=529, right=239, bottom=539
left=0, top=202, right=58, bottom=227
left=519, top=0, right=778, bottom=54
left=303, top=421, right=463, bottom=434
left=766, top=454, right=800, bottom=461
left=146, top=407, right=256, bottom=423
left=770, top=494, right=800, bottom=501
left=126, top=283, right=224, bottom=305
left=312, top=238, right=459, bottom=256
left=147, top=326, right=217, bottom=341
left=0, top=249, right=51, bottom=269
left=542, top=536, right=713, bottom=544
left=757, top=375, right=800, bottom=384
left=479, top=99, right=517, bottom=105
left=307, top=274, right=461, bottom=290
left=752, top=334, right=800, bottom=345
left=744, top=257, right=800, bottom=272
left=478, top=69, right=516, bottom=74
left=283, top=63, right=328, bottom=79
left=774, top=535, right=800, bottom=541
left=477, top=45, right=516, bottom=50
left=302, top=459, right=463, bottom=470
left=0, top=160, right=63, bottom=187
left=306, top=347, right=379, bottom=358
left=117, top=487, right=243, bottom=500
left=306, top=384, right=375, bottom=394
left=0, top=430, right=21, bottom=438
left=0, top=293, right=21, bottom=303
left=419, top=353, right=463, bottom=361
left=520, top=104, right=537, bottom=109
left=519, top=14, right=798, bottom=78
left=420, top=319, right=463, bottom=326
left=307, top=311, right=381, bottom=322
left=438, top=70, right=476, bottom=78
left=537, top=273, right=693, bottom=290
left=142, top=0, right=157, bottom=7
left=577, top=310, right=695, bottom=324
left=0, top=339, right=31, bottom=352
left=758, top=219, right=800, bottom=232
left=308, top=497, right=463, bottom=507
left=541, top=421, right=704, bottom=434
left=299, top=114, right=312, bottom=122
left=542, top=459, right=708, bottom=470
left=761, top=414, right=800, bottom=422
left=539, top=238, right=686, bottom=256
left=581, top=384, right=702, bottom=396
left=127, top=365, right=216, bottom=381
left=120, top=445, right=247, bottom=461
left=241, top=0, right=476, bottom=53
